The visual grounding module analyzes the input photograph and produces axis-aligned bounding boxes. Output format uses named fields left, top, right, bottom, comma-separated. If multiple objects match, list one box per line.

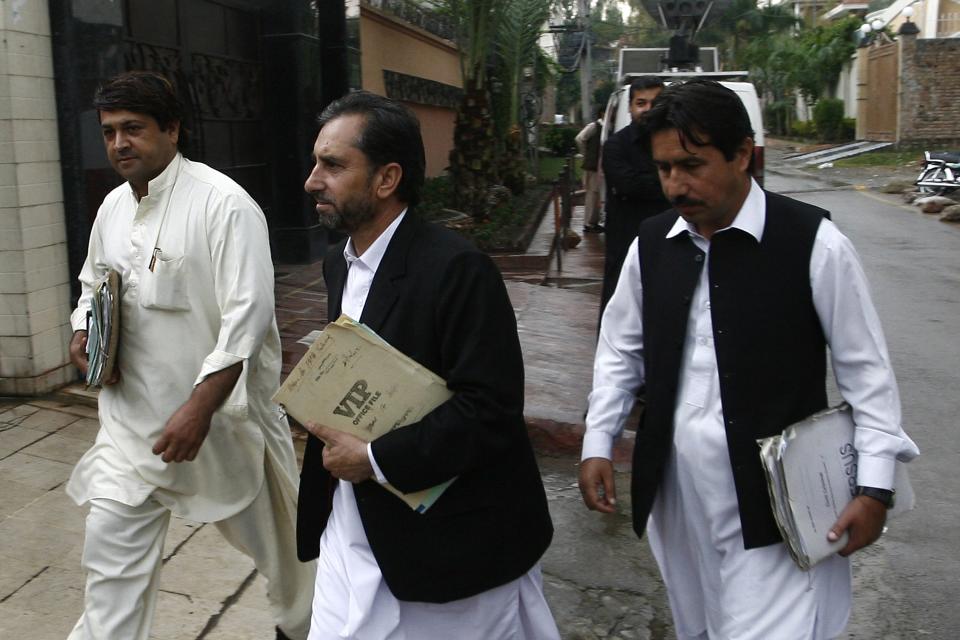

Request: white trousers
left=308, top=481, right=560, bottom=640
left=583, top=170, right=603, bottom=226
left=68, top=453, right=316, bottom=640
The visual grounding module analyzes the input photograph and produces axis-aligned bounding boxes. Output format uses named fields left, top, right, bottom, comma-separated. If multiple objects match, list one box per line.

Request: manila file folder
left=274, top=315, right=455, bottom=512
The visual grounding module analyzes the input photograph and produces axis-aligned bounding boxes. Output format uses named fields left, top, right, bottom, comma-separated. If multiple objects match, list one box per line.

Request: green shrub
left=791, top=120, right=815, bottom=139
left=417, top=175, right=455, bottom=221
left=542, top=125, right=578, bottom=156
left=841, top=117, right=856, bottom=141
left=764, top=101, right=794, bottom=137
left=813, top=98, right=845, bottom=142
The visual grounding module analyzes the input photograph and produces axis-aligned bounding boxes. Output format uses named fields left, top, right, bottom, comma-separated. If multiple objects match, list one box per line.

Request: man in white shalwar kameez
left=578, top=80, right=919, bottom=639
left=296, top=92, right=559, bottom=640
left=66, top=71, right=314, bottom=640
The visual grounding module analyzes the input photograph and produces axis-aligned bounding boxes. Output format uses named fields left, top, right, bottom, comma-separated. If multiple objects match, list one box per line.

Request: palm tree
left=493, top=0, right=552, bottom=194
left=445, top=0, right=505, bottom=219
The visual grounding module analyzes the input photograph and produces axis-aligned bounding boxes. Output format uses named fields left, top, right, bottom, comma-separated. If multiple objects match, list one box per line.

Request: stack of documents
left=274, top=315, right=455, bottom=513
left=758, top=404, right=915, bottom=570
left=86, top=270, right=121, bottom=388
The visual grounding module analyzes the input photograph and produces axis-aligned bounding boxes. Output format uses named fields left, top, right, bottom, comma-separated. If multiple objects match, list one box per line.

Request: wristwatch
left=855, top=485, right=895, bottom=508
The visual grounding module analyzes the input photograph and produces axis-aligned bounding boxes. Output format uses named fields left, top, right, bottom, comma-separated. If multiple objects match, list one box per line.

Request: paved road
left=770, top=170, right=960, bottom=638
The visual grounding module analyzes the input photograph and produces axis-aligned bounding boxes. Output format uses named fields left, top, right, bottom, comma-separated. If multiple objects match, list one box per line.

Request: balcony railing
left=364, top=0, right=456, bottom=42
left=937, top=12, right=960, bottom=37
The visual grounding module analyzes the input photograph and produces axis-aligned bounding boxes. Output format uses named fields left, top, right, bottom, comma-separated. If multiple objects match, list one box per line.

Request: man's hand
left=152, top=397, right=213, bottom=463
left=578, top=457, right=618, bottom=513
left=151, top=362, right=242, bottom=464
left=304, top=422, right=373, bottom=483
left=828, top=495, right=888, bottom=556
left=69, top=329, right=120, bottom=385
left=69, top=330, right=89, bottom=375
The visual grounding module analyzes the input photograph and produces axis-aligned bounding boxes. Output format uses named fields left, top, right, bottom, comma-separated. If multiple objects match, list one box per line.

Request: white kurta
left=583, top=180, right=919, bottom=639
left=67, top=153, right=299, bottom=522
left=309, top=212, right=559, bottom=640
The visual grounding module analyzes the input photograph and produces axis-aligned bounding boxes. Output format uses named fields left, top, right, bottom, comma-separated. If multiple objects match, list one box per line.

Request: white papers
left=86, top=270, right=121, bottom=388
left=274, top=315, right=456, bottom=512
left=758, top=404, right=915, bottom=570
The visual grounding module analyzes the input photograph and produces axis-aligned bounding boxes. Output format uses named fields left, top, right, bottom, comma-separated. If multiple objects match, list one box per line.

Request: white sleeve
left=582, top=238, right=647, bottom=460
left=70, top=207, right=109, bottom=332
left=193, top=192, right=277, bottom=417
left=574, top=122, right=594, bottom=152
left=810, top=219, right=919, bottom=489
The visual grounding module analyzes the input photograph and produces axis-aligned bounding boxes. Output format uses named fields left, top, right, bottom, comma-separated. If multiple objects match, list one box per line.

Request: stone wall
left=898, top=33, right=960, bottom=146
left=0, top=0, right=74, bottom=395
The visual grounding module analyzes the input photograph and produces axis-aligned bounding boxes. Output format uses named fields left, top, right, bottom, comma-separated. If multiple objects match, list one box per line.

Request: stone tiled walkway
left=0, top=399, right=285, bottom=639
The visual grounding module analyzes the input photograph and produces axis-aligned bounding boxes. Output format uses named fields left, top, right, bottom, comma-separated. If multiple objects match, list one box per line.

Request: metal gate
left=122, top=0, right=269, bottom=210
left=864, top=42, right=899, bottom=142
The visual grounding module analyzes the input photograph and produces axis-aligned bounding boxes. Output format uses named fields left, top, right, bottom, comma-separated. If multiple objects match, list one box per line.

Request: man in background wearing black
left=599, top=76, right=669, bottom=314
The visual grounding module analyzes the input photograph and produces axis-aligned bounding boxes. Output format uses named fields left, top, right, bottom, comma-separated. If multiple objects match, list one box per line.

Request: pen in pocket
left=149, top=247, right=162, bottom=272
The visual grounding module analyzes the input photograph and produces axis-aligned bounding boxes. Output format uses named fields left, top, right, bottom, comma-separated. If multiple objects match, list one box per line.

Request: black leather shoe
left=276, top=627, right=292, bottom=640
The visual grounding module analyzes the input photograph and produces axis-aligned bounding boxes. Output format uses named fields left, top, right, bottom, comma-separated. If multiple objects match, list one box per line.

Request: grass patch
left=834, top=148, right=924, bottom=168
left=418, top=174, right=552, bottom=252
left=538, top=155, right=581, bottom=183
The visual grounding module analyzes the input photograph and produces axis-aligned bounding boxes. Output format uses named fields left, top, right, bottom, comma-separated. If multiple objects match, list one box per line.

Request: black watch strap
left=855, top=485, right=895, bottom=508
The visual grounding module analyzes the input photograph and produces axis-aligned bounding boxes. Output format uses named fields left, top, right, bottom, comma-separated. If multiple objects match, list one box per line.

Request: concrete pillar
left=897, top=32, right=917, bottom=144
left=854, top=47, right=870, bottom=140
left=0, top=0, right=74, bottom=395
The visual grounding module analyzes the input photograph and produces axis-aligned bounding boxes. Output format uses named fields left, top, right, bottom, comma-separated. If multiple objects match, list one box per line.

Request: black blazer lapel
left=359, top=212, right=417, bottom=332
left=325, top=246, right=348, bottom=321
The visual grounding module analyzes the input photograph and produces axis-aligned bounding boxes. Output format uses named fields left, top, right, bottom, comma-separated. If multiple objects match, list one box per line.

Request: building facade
left=0, top=0, right=462, bottom=396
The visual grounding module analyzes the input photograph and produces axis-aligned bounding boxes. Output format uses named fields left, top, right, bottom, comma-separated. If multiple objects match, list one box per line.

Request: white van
left=601, top=76, right=765, bottom=186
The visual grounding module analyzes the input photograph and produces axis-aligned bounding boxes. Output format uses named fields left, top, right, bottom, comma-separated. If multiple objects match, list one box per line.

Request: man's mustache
left=312, top=194, right=335, bottom=206
left=670, top=195, right=706, bottom=208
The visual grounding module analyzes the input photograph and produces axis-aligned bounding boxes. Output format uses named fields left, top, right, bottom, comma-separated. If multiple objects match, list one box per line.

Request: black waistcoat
left=633, top=191, right=830, bottom=549
left=582, top=122, right=602, bottom=171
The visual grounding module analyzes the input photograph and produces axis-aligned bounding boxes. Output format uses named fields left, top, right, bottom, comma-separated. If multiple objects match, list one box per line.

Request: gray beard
left=317, top=198, right=376, bottom=233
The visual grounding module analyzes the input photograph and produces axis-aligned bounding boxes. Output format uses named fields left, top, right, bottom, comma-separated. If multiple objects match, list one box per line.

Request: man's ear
left=735, top=136, right=754, bottom=173
left=375, top=163, right=403, bottom=200
left=167, top=120, right=181, bottom=146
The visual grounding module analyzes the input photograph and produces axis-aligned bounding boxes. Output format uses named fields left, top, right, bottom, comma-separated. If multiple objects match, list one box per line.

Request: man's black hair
left=628, top=76, right=665, bottom=101
left=317, top=91, right=426, bottom=207
left=639, top=79, right=754, bottom=161
left=93, top=71, right=185, bottom=135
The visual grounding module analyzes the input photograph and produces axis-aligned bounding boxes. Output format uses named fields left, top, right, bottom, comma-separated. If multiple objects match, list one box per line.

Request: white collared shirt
left=338, top=209, right=408, bottom=483
left=582, top=178, right=919, bottom=488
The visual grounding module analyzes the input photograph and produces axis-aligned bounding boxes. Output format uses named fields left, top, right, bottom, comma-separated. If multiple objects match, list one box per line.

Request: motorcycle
left=915, top=151, right=960, bottom=195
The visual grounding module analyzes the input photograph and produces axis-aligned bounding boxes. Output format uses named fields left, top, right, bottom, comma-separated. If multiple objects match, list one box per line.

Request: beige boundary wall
left=360, top=4, right=462, bottom=177
left=0, top=0, right=73, bottom=395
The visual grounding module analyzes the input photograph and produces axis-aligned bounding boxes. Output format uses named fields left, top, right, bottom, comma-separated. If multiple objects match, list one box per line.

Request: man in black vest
left=575, top=105, right=605, bottom=232
left=578, top=80, right=918, bottom=639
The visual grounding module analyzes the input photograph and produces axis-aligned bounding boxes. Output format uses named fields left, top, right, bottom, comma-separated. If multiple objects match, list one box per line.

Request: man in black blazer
left=599, top=76, right=671, bottom=315
left=297, top=92, right=558, bottom=638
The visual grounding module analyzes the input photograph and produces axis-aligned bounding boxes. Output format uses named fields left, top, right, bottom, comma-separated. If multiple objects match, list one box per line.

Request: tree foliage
left=443, top=0, right=553, bottom=217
